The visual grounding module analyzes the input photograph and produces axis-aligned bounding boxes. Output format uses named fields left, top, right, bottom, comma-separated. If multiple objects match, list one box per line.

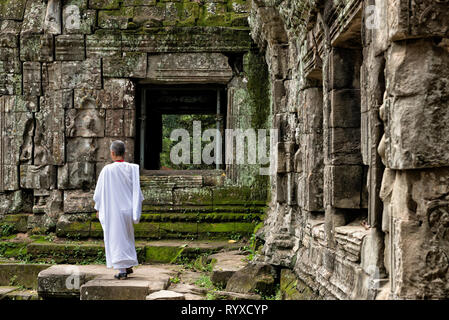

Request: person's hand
left=96, top=211, right=99, bottom=219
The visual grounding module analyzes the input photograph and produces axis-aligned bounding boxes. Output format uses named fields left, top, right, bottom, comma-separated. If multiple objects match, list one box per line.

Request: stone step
left=145, top=290, right=186, bottom=300
left=1, top=288, right=39, bottom=300
left=2, top=237, right=243, bottom=264
left=211, top=290, right=262, bottom=300
left=0, top=286, right=19, bottom=299
left=0, top=263, right=51, bottom=289
left=56, top=212, right=262, bottom=239
left=38, top=264, right=177, bottom=300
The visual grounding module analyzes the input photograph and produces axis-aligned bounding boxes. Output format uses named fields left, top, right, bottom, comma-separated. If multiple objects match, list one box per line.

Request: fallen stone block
left=225, top=262, right=278, bottom=296
left=145, top=290, right=185, bottom=300
left=208, top=251, right=247, bottom=287
left=212, top=290, right=261, bottom=300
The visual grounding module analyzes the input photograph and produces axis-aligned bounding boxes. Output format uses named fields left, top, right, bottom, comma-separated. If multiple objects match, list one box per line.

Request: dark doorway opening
left=136, top=84, right=227, bottom=171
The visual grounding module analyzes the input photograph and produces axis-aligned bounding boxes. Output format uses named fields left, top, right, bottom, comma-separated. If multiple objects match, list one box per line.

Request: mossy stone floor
left=0, top=234, right=243, bottom=264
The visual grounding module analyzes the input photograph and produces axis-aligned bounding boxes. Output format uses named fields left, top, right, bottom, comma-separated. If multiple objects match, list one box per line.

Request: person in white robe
left=93, top=140, right=144, bottom=279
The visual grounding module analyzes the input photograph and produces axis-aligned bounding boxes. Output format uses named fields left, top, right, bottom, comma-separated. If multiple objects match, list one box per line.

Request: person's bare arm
left=96, top=211, right=99, bottom=219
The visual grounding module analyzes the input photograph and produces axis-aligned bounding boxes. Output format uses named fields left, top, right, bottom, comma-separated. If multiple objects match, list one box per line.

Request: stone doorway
left=136, top=84, right=227, bottom=172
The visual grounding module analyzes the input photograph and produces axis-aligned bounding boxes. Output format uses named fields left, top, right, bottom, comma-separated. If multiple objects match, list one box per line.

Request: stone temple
left=1, top=0, right=449, bottom=300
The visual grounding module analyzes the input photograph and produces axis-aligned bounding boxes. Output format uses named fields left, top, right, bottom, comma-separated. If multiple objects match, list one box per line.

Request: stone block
left=35, top=93, right=65, bottom=165
left=32, top=189, right=63, bottom=216
left=103, top=52, right=147, bottom=78
left=124, top=109, right=135, bottom=137
left=131, top=4, right=166, bottom=27
left=382, top=40, right=449, bottom=169
left=55, top=35, right=85, bottom=61
left=20, top=165, right=56, bottom=190
left=44, top=0, right=62, bottom=35
left=89, top=0, right=121, bottom=10
left=146, top=53, right=233, bottom=84
left=95, top=137, right=134, bottom=163
left=23, top=62, right=42, bottom=96
left=276, top=142, right=295, bottom=173
left=0, top=191, right=33, bottom=214
left=327, top=127, right=362, bottom=165
left=209, top=251, right=247, bottom=287
left=324, top=165, right=362, bottom=209
left=173, top=188, right=213, bottom=206
left=65, top=108, right=105, bottom=138
left=388, top=0, right=449, bottom=41
left=330, top=89, right=361, bottom=128
left=20, top=33, right=54, bottom=62
left=63, top=5, right=96, bottom=34
left=0, top=20, right=21, bottom=48
left=63, top=190, right=95, bottom=213
left=105, top=109, right=124, bottom=137
left=66, top=138, right=98, bottom=163
left=301, top=87, right=323, bottom=134
left=329, top=47, right=362, bottom=90
left=86, top=32, right=121, bottom=58
left=0, top=0, right=27, bottom=20
left=1, top=165, right=19, bottom=191
left=98, top=8, right=134, bottom=29
left=104, top=78, right=136, bottom=109
left=226, top=262, right=277, bottom=296
left=20, top=0, right=46, bottom=34
left=146, top=290, right=185, bottom=300
left=43, top=59, right=101, bottom=90
left=123, top=0, right=156, bottom=5
left=58, top=162, right=96, bottom=189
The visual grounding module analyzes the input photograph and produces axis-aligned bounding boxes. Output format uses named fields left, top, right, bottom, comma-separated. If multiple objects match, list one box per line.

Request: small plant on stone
left=194, top=275, right=214, bottom=289
left=257, top=285, right=281, bottom=300
left=44, top=233, right=56, bottom=242
left=170, top=276, right=181, bottom=284
left=206, top=292, right=217, bottom=300
left=229, top=233, right=242, bottom=241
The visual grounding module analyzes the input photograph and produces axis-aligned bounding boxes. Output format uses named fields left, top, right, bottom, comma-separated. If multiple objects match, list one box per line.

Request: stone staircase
left=55, top=173, right=267, bottom=240
left=0, top=173, right=268, bottom=300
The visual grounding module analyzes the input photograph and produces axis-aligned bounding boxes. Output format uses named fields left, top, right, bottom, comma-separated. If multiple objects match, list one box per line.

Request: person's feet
left=126, top=267, right=133, bottom=274
left=114, top=272, right=127, bottom=280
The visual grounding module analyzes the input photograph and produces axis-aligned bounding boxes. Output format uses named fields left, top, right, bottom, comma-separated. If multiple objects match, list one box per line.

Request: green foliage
left=194, top=274, right=214, bottom=289
left=169, top=276, right=181, bottom=284
left=160, top=114, right=218, bottom=170
left=1, top=223, right=16, bottom=237
left=242, top=233, right=258, bottom=262
left=257, top=284, right=281, bottom=300
left=44, top=234, right=56, bottom=242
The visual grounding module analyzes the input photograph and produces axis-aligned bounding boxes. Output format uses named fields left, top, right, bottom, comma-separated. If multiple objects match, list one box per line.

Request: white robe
left=93, top=162, right=144, bottom=269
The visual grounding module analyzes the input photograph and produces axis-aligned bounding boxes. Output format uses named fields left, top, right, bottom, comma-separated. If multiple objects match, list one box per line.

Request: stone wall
left=250, top=0, right=449, bottom=299
left=0, top=0, right=270, bottom=237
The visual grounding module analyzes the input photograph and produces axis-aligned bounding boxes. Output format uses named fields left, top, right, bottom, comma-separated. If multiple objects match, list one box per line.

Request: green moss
left=56, top=220, right=90, bottom=238
left=145, top=245, right=185, bottom=263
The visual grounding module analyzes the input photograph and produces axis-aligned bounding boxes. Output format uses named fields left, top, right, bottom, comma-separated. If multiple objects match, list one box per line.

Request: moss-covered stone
left=0, top=0, right=26, bottom=20
left=212, top=186, right=267, bottom=205
left=280, top=269, right=320, bottom=300
left=89, top=0, right=121, bottom=10
left=133, top=221, right=160, bottom=239
left=144, top=245, right=184, bottom=263
left=98, top=7, right=134, bottom=29
left=56, top=214, right=91, bottom=239
left=0, top=214, right=30, bottom=233
left=0, top=264, right=51, bottom=289
left=0, top=242, right=28, bottom=260
left=173, top=187, right=213, bottom=206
